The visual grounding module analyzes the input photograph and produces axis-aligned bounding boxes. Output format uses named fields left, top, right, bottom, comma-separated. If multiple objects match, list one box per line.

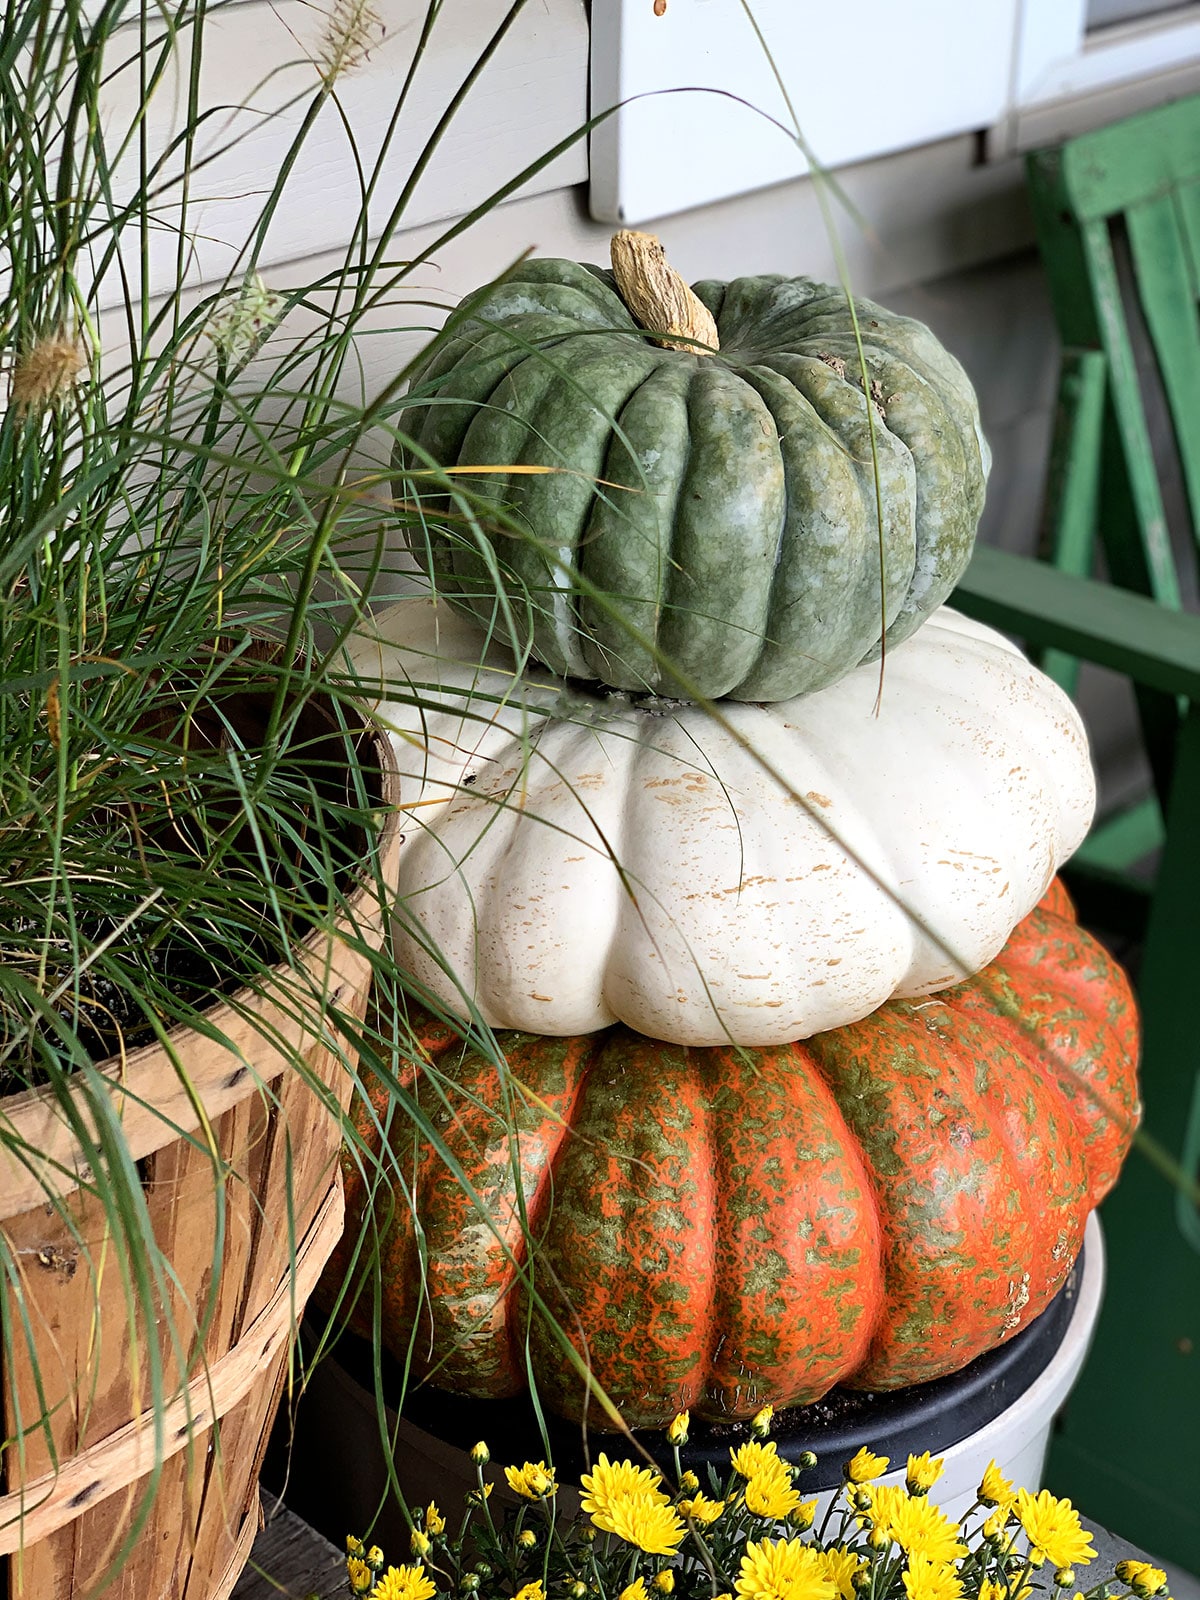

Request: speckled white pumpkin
left=349, top=598, right=1095, bottom=1047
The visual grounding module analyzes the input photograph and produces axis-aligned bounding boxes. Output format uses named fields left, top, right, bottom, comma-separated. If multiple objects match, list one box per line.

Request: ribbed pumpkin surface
left=336, top=884, right=1138, bottom=1427
left=394, top=260, right=989, bottom=701
left=354, top=599, right=1095, bottom=1046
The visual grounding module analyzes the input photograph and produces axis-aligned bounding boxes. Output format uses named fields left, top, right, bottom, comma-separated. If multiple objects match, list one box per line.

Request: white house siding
left=159, top=1, right=1160, bottom=813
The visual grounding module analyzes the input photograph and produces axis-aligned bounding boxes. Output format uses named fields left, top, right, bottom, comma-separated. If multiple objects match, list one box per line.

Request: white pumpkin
left=349, top=598, right=1095, bottom=1047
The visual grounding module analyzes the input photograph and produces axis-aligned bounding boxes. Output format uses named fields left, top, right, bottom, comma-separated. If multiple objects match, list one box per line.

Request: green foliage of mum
left=393, top=241, right=991, bottom=701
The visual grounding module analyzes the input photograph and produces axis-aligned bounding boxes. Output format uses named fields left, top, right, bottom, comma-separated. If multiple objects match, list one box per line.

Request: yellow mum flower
left=1116, top=1562, right=1169, bottom=1597
left=602, top=1493, right=687, bottom=1556
left=370, top=1566, right=437, bottom=1600
left=347, top=1557, right=374, bottom=1595
left=901, top=1555, right=964, bottom=1600
left=668, top=1411, right=691, bottom=1445
left=978, top=1461, right=1015, bottom=1509
left=744, top=1470, right=804, bottom=1520
left=865, top=1483, right=906, bottom=1538
left=979, top=1581, right=1030, bottom=1600
left=818, top=1548, right=865, bottom=1600
left=581, top=1455, right=670, bottom=1530
left=735, top=1537, right=836, bottom=1600
left=514, top=1584, right=545, bottom=1600
left=505, top=1461, right=556, bottom=1499
left=845, top=1448, right=890, bottom=1483
left=980, top=1583, right=1032, bottom=1600
left=1014, top=1489, right=1096, bottom=1569
left=731, top=1441, right=787, bottom=1481
left=619, top=1583, right=649, bottom=1600
left=680, top=1494, right=726, bottom=1525
left=887, top=1497, right=968, bottom=1564
left=906, top=1453, right=945, bottom=1495
left=425, top=1504, right=445, bottom=1537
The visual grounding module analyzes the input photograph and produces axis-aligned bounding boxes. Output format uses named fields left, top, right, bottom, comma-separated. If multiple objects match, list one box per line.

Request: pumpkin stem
left=610, top=230, right=718, bottom=354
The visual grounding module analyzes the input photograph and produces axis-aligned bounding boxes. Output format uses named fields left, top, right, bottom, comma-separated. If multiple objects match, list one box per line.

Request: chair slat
left=1124, top=194, right=1200, bottom=543
left=1039, top=348, right=1107, bottom=692
left=953, top=546, right=1200, bottom=699
left=1080, top=217, right=1182, bottom=605
left=1174, top=178, right=1200, bottom=293
left=1057, top=96, right=1200, bottom=222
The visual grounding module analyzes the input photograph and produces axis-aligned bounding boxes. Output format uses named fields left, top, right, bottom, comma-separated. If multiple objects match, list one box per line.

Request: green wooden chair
left=952, top=96, right=1200, bottom=1568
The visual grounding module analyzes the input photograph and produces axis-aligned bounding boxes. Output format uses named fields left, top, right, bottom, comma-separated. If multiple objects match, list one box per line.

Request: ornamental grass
left=345, top=1417, right=1172, bottom=1600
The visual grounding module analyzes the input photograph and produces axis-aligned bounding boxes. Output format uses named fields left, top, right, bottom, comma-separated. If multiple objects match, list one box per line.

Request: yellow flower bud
left=667, top=1410, right=690, bottom=1445
left=410, top=1530, right=431, bottom=1558
left=983, top=1508, right=1012, bottom=1543
left=470, top=1441, right=490, bottom=1465
left=750, top=1404, right=774, bottom=1439
left=905, top=1452, right=944, bottom=1496
left=978, top=1460, right=1015, bottom=1509
left=654, top=1572, right=675, bottom=1593
left=1055, top=1571, right=1076, bottom=1588
left=790, top=1499, right=817, bottom=1532
left=425, top=1504, right=446, bottom=1537
left=844, top=1448, right=889, bottom=1483
left=1117, top=1563, right=1169, bottom=1598
left=680, top=1471, right=700, bottom=1494
left=366, top=1546, right=385, bottom=1571
left=518, top=1530, right=538, bottom=1550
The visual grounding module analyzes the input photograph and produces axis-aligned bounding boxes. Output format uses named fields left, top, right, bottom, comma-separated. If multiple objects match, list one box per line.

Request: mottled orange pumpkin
left=335, top=883, right=1139, bottom=1427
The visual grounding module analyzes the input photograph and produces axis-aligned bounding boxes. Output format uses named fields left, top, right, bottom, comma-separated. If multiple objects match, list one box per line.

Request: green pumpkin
left=394, top=240, right=989, bottom=702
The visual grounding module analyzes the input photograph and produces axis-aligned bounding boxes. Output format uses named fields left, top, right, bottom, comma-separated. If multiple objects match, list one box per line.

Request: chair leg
left=1047, top=703, right=1200, bottom=1566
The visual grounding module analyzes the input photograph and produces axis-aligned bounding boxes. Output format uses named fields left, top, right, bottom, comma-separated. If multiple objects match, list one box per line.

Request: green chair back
left=951, top=95, right=1200, bottom=1568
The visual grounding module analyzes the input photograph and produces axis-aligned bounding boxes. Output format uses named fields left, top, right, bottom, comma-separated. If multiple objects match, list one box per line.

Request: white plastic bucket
left=810, top=1210, right=1106, bottom=1525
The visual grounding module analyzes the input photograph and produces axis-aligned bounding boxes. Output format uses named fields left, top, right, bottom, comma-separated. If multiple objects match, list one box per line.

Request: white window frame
left=995, top=0, right=1200, bottom=154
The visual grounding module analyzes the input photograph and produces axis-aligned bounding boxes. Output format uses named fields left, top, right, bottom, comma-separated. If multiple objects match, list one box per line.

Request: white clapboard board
left=589, top=1, right=1020, bottom=225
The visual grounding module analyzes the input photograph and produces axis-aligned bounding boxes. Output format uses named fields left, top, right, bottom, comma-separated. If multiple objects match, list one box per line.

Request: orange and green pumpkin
left=336, top=883, right=1138, bottom=1427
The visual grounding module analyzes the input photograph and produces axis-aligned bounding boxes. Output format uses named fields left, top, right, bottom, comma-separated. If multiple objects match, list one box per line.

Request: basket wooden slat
left=0, top=723, right=400, bottom=1600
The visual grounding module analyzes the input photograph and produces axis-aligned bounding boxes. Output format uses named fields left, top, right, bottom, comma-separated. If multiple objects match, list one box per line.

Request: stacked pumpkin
left=337, top=232, right=1140, bottom=1429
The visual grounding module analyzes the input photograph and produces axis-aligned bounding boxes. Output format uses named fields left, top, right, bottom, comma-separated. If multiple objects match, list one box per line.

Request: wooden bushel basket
left=0, top=715, right=401, bottom=1599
